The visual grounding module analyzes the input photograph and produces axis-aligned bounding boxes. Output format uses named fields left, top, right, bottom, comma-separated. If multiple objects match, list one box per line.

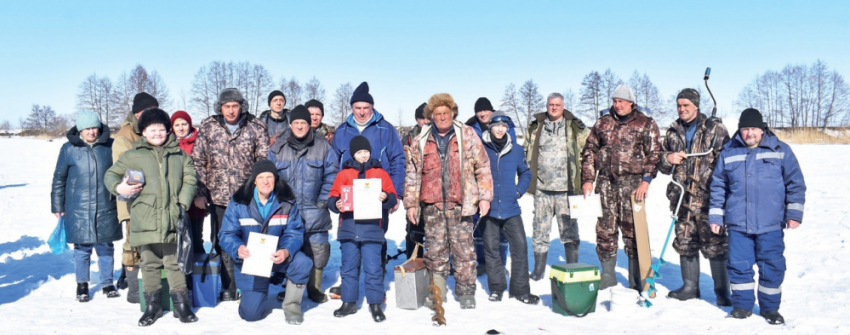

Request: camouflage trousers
left=596, top=175, right=641, bottom=261
left=673, top=202, right=728, bottom=259
left=422, top=204, right=476, bottom=296
left=532, top=190, right=579, bottom=254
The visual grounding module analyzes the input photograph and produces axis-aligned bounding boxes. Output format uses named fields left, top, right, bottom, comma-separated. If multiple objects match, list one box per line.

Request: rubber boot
left=628, top=257, right=642, bottom=291
left=760, top=310, right=785, bottom=325
left=103, top=285, right=120, bottom=298
left=425, top=273, right=448, bottom=308
left=282, top=281, right=305, bottom=325
left=333, top=302, right=357, bottom=317
left=599, top=257, right=617, bottom=290
left=170, top=290, right=198, bottom=323
left=529, top=252, right=547, bottom=281
left=220, top=254, right=238, bottom=301
left=138, top=290, right=163, bottom=327
left=76, top=282, right=90, bottom=302
left=306, top=267, right=328, bottom=303
left=709, top=258, right=732, bottom=307
left=369, top=303, right=386, bottom=322
left=668, top=255, right=701, bottom=300
left=328, top=285, right=341, bottom=299
left=459, top=295, right=476, bottom=309
left=126, top=267, right=140, bottom=304
left=564, top=243, right=579, bottom=264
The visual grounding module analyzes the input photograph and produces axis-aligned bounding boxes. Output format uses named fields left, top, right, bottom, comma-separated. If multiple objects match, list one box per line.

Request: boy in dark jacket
left=328, top=136, right=397, bottom=322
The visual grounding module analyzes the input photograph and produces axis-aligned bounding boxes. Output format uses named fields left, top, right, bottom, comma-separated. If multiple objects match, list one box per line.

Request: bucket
left=609, top=286, right=639, bottom=310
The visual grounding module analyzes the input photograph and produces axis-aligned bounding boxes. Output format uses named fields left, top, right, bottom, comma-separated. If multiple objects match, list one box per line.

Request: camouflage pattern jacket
left=658, top=113, right=729, bottom=211
left=581, top=109, right=662, bottom=183
left=192, top=113, right=270, bottom=207
left=524, top=111, right=589, bottom=195
left=404, top=120, right=493, bottom=217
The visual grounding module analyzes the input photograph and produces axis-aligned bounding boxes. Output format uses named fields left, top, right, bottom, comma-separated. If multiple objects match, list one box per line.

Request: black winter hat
left=349, top=82, right=374, bottom=105
left=137, top=108, right=171, bottom=132
left=268, top=90, right=286, bottom=106
left=132, top=92, right=159, bottom=113
left=290, top=105, right=311, bottom=124
left=738, top=108, right=765, bottom=130
left=474, top=97, right=494, bottom=113
left=250, top=159, right=278, bottom=183
left=305, top=99, right=324, bottom=116
left=415, top=103, right=427, bottom=120
left=677, top=88, right=700, bottom=108
left=349, top=135, right=372, bottom=155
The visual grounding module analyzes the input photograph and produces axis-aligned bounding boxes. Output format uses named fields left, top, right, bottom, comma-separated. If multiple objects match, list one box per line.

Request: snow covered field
left=0, top=136, right=846, bottom=334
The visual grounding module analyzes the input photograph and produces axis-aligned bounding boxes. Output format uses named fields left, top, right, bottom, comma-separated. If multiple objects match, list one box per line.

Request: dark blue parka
left=332, top=110, right=406, bottom=199
left=709, top=130, right=806, bottom=234
left=481, top=131, right=531, bottom=220
left=219, top=177, right=305, bottom=267
left=51, top=124, right=121, bottom=244
left=267, top=129, right=339, bottom=234
left=465, top=115, right=518, bottom=143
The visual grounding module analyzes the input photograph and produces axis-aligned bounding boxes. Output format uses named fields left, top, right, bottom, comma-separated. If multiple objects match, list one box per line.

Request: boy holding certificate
left=328, top=136, right=398, bottom=322
left=218, top=159, right=312, bottom=325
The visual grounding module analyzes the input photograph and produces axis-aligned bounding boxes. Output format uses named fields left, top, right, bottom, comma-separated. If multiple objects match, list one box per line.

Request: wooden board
left=631, top=195, right=656, bottom=298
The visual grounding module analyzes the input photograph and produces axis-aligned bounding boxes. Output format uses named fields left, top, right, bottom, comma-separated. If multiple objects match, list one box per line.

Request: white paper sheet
left=240, top=231, right=279, bottom=278
left=568, top=194, right=604, bottom=218
left=353, top=178, right=382, bottom=220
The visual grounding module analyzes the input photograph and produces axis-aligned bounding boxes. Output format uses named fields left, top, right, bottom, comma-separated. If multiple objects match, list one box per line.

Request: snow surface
left=0, top=137, right=846, bottom=334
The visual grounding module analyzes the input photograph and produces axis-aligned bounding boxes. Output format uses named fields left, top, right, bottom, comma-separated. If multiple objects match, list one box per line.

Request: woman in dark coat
left=51, top=111, right=121, bottom=302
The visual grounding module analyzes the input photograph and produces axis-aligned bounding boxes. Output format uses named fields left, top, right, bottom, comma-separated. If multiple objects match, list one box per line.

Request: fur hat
left=290, top=105, right=311, bottom=124
left=677, top=88, right=700, bottom=108
left=425, top=93, right=458, bottom=120
left=268, top=90, right=285, bottom=106
left=350, top=82, right=374, bottom=105
left=75, top=110, right=101, bottom=130
left=170, top=110, right=193, bottom=132
left=215, top=88, right=249, bottom=115
left=612, top=84, right=635, bottom=103
left=738, top=108, right=765, bottom=130
left=132, top=92, right=159, bottom=113
left=305, top=99, right=324, bottom=116
left=474, top=97, right=494, bottom=112
left=137, top=108, right=171, bottom=132
left=349, top=135, right=372, bottom=155
left=415, top=103, right=427, bottom=120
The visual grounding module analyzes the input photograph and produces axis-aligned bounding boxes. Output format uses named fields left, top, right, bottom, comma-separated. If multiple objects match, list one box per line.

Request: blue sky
left=2, top=0, right=848, bottom=126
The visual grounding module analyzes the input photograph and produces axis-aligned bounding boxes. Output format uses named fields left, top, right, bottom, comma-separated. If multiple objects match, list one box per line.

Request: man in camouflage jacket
left=523, top=93, right=589, bottom=281
left=658, top=88, right=731, bottom=305
left=191, top=87, right=270, bottom=300
left=581, top=84, right=661, bottom=290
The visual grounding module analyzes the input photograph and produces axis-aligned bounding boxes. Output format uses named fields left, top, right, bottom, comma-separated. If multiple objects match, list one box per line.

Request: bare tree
left=629, top=71, right=664, bottom=119
left=248, top=64, right=274, bottom=115
left=518, top=79, right=544, bottom=134
left=500, top=83, right=523, bottom=135
left=22, top=104, right=56, bottom=133
left=579, top=71, right=603, bottom=122
left=0, top=120, right=11, bottom=134
left=280, top=77, right=303, bottom=108
left=304, top=77, right=326, bottom=102
left=600, top=69, right=623, bottom=105
left=190, top=65, right=215, bottom=118
left=113, top=72, right=134, bottom=122
left=563, top=88, right=577, bottom=112
left=146, top=70, right=171, bottom=109
left=329, top=82, right=353, bottom=126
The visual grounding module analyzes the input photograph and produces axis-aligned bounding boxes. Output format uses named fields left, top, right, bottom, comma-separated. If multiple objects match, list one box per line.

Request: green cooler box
left=139, top=269, right=174, bottom=312
left=549, top=263, right=600, bottom=317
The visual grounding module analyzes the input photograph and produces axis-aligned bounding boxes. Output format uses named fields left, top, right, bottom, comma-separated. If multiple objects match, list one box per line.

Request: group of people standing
left=50, top=79, right=805, bottom=327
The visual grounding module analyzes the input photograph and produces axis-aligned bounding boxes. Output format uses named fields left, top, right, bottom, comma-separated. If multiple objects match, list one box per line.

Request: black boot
left=599, top=257, right=617, bottom=290
left=511, top=293, right=540, bottom=305
left=328, top=285, right=341, bottom=299
left=138, top=290, right=163, bottom=327
left=170, top=291, right=198, bottom=323
left=126, top=267, right=140, bottom=304
left=333, top=302, right=357, bottom=317
left=369, top=304, right=386, bottom=322
left=628, top=257, right=642, bottom=291
left=668, top=255, right=701, bottom=300
left=529, top=252, right=547, bottom=281
left=709, top=258, right=732, bottom=307
left=760, top=310, right=785, bottom=325
left=564, top=243, right=579, bottom=264
left=220, top=253, right=238, bottom=301
left=102, top=285, right=120, bottom=298
left=729, top=307, right=752, bottom=319
left=76, top=283, right=90, bottom=303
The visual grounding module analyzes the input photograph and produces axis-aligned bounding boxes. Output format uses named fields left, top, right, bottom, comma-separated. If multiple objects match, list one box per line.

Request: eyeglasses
left=490, top=115, right=511, bottom=124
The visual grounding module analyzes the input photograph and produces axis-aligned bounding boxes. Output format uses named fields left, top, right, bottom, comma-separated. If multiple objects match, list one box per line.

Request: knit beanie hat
left=268, top=90, right=285, bottom=106
left=488, top=111, right=509, bottom=129
left=350, top=82, right=374, bottom=105
left=611, top=84, right=635, bottom=102
left=290, top=105, right=311, bottom=124
left=132, top=92, right=159, bottom=113
left=677, top=88, right=700, bottom=108
left=137, top=108, right=171, bottom=132
left=170, top=110, right=193, bottom=132
left=738, top=108, right=765, bottom=130
left=349, top=135, right=372, bottom=155
left=415, top=103, right=427, bottom=119
left=474, top=97, right=494, bottom=112
left=250, top=159, right=278, bottom=183
left=75, top=110, right=101, bottom=130
left=305, top=99, right=324, bottom=116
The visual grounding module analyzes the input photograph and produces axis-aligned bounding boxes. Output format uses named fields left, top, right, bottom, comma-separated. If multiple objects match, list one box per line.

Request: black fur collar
left=232, top=176, right=296, bottom=205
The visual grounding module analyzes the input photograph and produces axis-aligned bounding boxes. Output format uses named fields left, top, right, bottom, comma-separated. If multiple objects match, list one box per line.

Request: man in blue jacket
left=709, top=108, right=806, bottom=325
left=329, top=81, right=406, bottom=298
left=219, top=160, right=313, bottom=325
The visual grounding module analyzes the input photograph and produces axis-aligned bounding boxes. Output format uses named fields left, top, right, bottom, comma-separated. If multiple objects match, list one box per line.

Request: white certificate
left=568, top=194, right=604, bottom=218
left=240, top=231, right=279, bottom=278
left=353, top=178, right=382, bottom=220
